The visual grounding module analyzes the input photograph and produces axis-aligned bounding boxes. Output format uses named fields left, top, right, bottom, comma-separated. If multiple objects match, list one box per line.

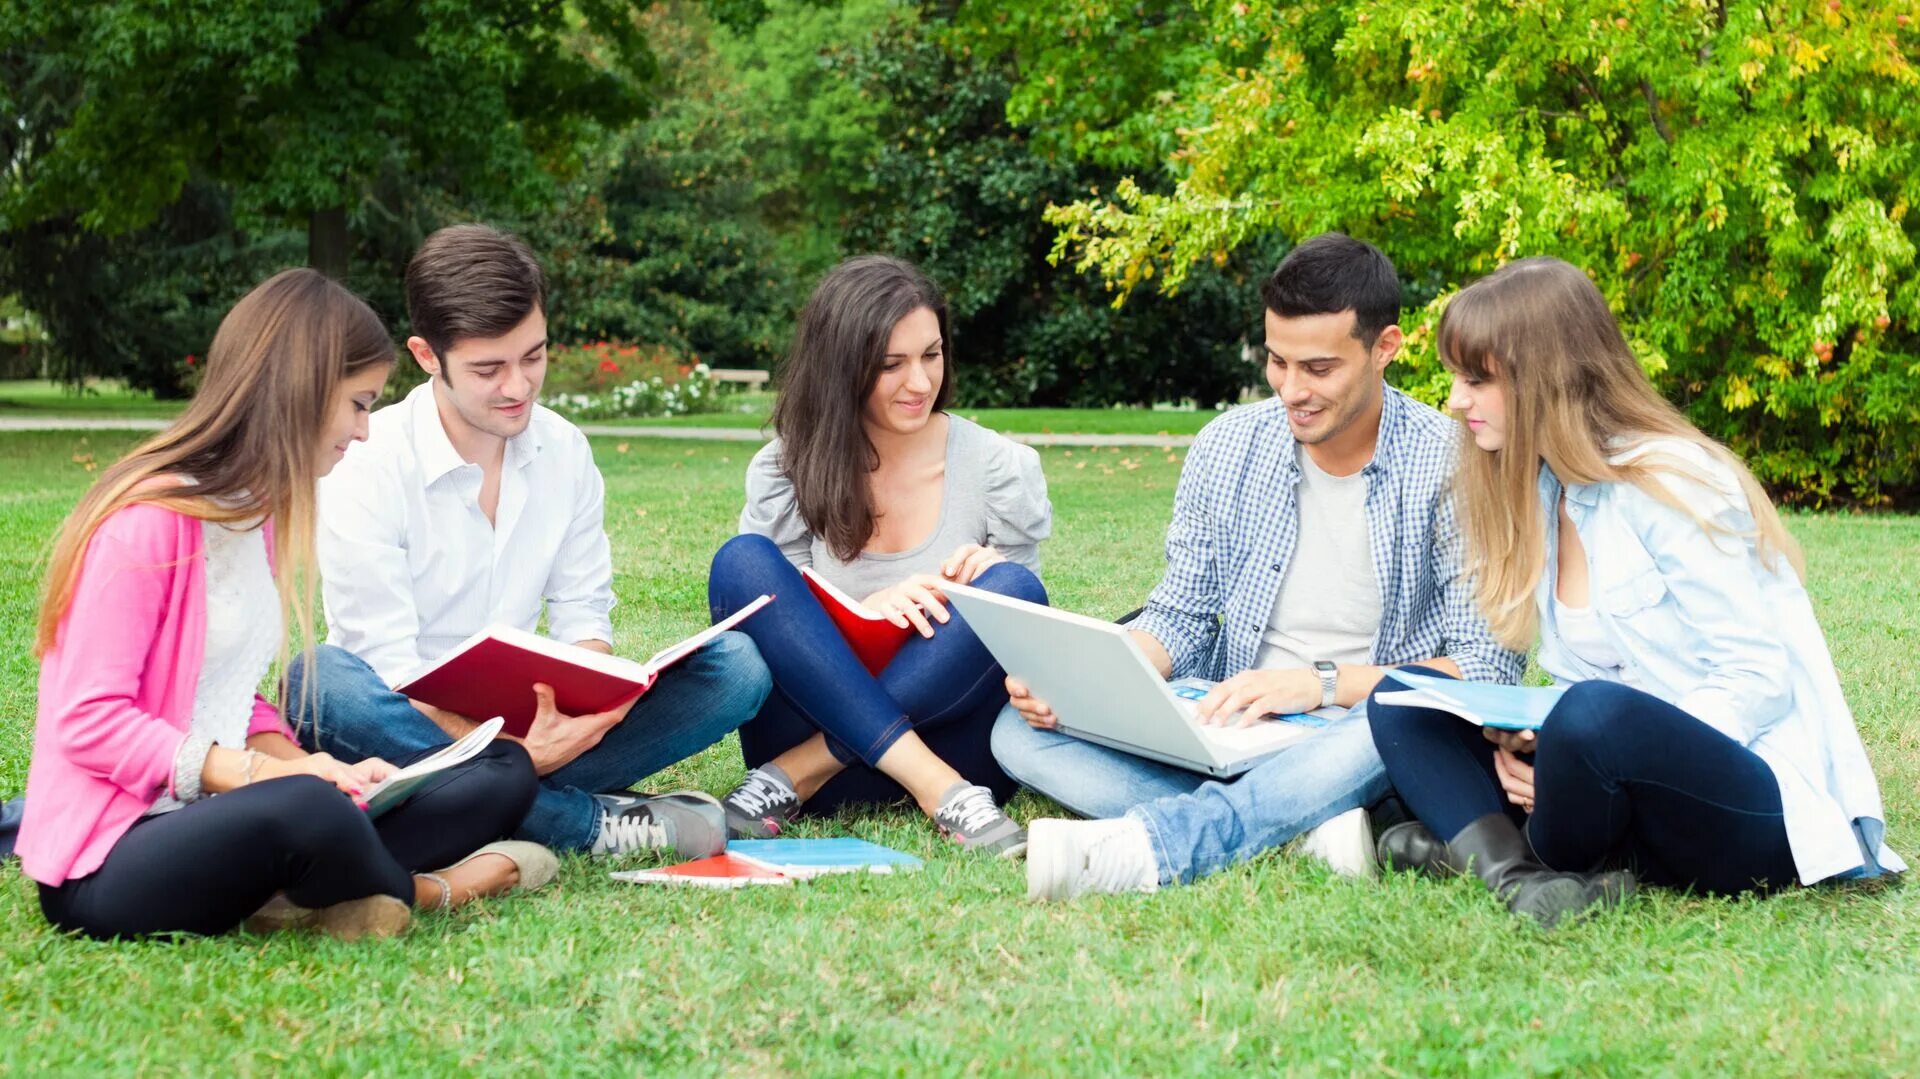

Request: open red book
left=395, top=594, right=772, bottom=737
left=802, top=567, right=913, bottom=675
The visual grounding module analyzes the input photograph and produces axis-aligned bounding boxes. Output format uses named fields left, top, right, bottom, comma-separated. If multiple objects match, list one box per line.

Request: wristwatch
left=1313, top=660, right=1339, bottom=709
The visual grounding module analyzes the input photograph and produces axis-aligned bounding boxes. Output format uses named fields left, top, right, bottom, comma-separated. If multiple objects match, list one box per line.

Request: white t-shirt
left=1254, top=445, right=1382, bottom=671
left=149, top=519, right=280, bottom=816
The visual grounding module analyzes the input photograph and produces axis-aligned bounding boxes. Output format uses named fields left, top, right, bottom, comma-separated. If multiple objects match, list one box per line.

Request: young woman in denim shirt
left=1367, top=257, right=1903, bottom=928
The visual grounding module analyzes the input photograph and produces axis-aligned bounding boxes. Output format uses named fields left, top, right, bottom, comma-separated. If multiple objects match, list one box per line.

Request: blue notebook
left=1376, top=670, right=1566, bottom=731
left=724, top=838, right=924, bottom=879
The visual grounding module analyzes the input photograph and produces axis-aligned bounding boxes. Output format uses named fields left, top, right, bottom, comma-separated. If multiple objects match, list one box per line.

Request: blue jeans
left=1369, top=675, right=1800, bottom=895
left=707, top=533, right=1046, bottom=813
left=285, top=635, right=771, bottom=852
left=990, top=702, right=1391, bottom=885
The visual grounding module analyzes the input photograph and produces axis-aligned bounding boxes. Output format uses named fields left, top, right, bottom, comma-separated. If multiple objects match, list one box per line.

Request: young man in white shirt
left=288, top=224, right=772, bottom=858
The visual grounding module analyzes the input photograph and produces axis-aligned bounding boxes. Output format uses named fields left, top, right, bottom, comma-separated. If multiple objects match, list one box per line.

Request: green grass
left=0, top=380, right=189, bottom=418
left=3, top=430, right=1918, bottom=1076
left=630, top=393, right=1223, bottom=436
left=0, top=381, right=1221, bottom=436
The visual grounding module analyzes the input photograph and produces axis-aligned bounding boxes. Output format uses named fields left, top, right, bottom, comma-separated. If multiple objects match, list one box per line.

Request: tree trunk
left=308, top=207, right=350, bottom=280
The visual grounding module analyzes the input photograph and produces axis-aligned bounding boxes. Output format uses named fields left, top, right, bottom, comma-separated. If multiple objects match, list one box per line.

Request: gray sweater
left=739, top=414, right=1052, bottom=599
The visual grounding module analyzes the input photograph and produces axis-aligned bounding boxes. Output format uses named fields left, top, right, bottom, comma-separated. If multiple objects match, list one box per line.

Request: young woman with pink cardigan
left=19, top=269, right=549, bottom=940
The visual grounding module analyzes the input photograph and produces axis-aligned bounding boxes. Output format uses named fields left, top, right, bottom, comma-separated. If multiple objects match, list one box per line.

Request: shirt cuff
left=171, top=731, right=215, bottom=802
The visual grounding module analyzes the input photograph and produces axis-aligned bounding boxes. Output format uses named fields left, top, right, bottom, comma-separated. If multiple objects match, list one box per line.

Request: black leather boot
left=1447, top=813, right=1636, bottom=929
left=1376, top=821, right=1454, bottom=877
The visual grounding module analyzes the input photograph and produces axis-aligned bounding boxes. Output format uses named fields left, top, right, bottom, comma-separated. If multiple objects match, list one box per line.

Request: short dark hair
left=1260, top=232, right=1401, bottom=346
left=405, top=224, right=548, bottom=365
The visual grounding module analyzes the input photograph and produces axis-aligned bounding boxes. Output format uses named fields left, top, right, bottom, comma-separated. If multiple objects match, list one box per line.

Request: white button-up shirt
left=317, top=382, right=616, bottom=688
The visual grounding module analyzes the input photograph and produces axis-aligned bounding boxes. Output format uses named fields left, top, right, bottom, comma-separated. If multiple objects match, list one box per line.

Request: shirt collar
left=1539, top=462, right=1602, bottom=508
left=1365, top=386, right=1408, bottom=475
left=406, top=382, right=544, bottom=485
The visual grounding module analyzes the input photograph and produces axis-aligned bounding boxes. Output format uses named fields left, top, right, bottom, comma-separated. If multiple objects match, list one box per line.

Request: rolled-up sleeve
left=1432, top=489, right=1526, bottom=684
left=545, top=444, right=617, bottom=648
left=317, top=461, right=426, bottom=688
left=983, top=440, right=1052, bottom=573
left=1132, top=430, right=1225, bottom=679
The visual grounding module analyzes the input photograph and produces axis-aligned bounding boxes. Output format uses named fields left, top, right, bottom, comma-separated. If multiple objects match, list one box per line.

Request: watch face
left=1314, top=661, right=1337, bottom=673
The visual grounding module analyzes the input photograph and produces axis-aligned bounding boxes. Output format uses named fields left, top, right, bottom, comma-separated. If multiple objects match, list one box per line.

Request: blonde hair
left=37, top=269, right=393, bottom=681
left=1437, top=257, right=1802, bottom=650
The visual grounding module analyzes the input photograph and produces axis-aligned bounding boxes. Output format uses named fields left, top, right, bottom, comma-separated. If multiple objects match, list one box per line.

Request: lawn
left=0, top=380, right=1224, bottom=437
left=0, top=380, right=191, bottom=418
left=633, top=392, right=1225, bottom=436
left=3, top=429, right=1918, bottom=1076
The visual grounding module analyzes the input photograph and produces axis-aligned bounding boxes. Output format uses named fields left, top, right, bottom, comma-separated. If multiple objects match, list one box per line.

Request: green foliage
left=534, top=4, right=797, bottom=372
left=975, top=0, right=1920, bottom=503
left=0, top=0, right=655, bottom=392
left=0, top=184, right=302, bottom=397
left=828, top=6, right=1269, bottom=406
left=0, top=0, right=651, bottom=239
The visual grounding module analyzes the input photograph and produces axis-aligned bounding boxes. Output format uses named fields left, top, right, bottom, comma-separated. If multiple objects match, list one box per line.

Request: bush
left=995, top=0, right=1920, bottom=504
left=542, top=360, right=740, bottom=421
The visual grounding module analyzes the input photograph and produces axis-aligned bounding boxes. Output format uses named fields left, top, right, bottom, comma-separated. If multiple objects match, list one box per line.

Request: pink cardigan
left=19, top=502, right=295, bottom=887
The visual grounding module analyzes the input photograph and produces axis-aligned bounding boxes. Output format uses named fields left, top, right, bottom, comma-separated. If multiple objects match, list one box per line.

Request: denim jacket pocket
left=1602, top=570, right=1667, bottom=618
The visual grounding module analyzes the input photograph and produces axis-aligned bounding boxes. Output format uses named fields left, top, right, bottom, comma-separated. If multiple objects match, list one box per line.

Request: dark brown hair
left=1260, top=232, right=1401, bottom=347
left=772, top=255, right=951, bottom=561
left=405, top=223, right=547, bottom=375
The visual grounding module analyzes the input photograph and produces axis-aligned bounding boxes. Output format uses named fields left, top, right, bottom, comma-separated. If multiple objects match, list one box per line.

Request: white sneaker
left=1025, top=817, right=1160, bottom=901
left=1297, top=807, right=1377, bottom=879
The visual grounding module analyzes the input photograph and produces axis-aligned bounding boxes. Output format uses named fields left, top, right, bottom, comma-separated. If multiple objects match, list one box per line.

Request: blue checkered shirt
left=1132, top=386, right=1524, bottom=685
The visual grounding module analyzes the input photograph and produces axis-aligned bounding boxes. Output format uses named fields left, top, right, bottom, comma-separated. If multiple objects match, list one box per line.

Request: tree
left=534, top=3, right=796, bottom=370
left=0, top=0, right=654, bottom=281
left=969, top=0, right=1920, bottom=503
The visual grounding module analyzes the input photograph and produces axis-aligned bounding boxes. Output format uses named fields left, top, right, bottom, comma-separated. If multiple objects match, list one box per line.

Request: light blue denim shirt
left=1133, top=386, right=1523, bottom=685
left=1536, top=439, right=1904, bottom=885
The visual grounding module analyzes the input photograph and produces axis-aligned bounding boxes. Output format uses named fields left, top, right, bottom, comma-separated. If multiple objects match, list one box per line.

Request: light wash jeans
left=286, top=635, right=771, bottom=853
left=990, top=702, right=1390, bottom=885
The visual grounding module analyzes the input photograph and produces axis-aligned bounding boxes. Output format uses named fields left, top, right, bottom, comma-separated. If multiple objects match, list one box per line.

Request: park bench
left=707, top=368, right=770, bottom=387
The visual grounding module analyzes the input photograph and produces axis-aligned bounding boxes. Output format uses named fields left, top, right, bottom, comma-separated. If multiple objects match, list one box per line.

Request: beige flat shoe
left=245, top=893, right=410, bottom=940
left=439, top=840, right=560, bottom=895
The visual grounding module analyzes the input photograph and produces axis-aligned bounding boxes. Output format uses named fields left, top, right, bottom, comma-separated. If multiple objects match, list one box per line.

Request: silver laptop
left=944, top=583, right=1329, bottom=778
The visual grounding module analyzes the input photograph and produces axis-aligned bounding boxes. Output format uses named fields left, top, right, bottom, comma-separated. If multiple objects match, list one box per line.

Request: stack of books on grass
left=610, top=838, right=924, bottom=889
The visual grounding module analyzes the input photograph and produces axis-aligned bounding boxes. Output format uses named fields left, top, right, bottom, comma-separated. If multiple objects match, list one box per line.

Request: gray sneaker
left=932, top=782, right=1027, bottom=859
left=722, top=766, right=803, bottom=840
left=590, top=791, right=726, bottom=859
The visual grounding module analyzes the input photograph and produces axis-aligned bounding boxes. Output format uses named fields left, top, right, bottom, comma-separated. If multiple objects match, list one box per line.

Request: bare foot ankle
left=440, top=853, right=520, bottom=906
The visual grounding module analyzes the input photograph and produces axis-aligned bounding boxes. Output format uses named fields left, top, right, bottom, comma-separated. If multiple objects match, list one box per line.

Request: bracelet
left=242, top=749, right=263, bottom=786
left=419, top=872, right=453, bottom=911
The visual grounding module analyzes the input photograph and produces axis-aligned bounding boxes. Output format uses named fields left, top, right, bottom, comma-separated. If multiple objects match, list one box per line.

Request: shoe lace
left=728, top=771, right=791, bottom=819
left=938, top=787, right=1002, bottom=835
left=601, top=808, right=670, bottom=852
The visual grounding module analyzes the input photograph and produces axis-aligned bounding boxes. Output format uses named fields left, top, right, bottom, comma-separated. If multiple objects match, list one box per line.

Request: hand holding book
left=517, top=683, right=642, bottom=776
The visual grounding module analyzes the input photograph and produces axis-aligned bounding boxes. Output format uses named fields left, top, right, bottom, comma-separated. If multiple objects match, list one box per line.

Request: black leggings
left=38, top=742, right=537, bottom=940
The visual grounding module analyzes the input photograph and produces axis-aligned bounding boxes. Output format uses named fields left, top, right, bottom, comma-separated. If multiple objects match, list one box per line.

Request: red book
left=801, top=567, right=913, bottom=675
left=395, top=594, right=772, bottom=737
left=609, top=854, right=793, bottom=888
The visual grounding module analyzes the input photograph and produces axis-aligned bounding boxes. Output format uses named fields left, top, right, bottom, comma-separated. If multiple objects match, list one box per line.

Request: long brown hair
left=37, top=269, right=394, bottom=665
left=1438, top=256, right=1801, bottom=650
left=771, top=255, right=952, bottom=561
